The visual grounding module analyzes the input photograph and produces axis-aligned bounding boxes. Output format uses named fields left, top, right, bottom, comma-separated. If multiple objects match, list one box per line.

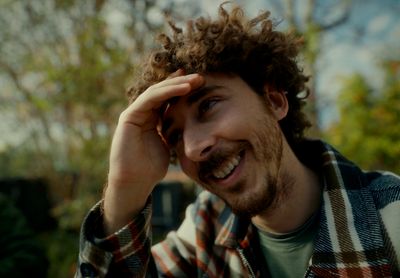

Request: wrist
left=102, top=185, right=149, bottom=234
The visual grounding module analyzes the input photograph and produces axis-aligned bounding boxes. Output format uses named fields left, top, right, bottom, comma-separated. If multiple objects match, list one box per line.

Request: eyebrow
left=161, top=85, right=224, bottom=136
left=187, top=85, right=223, bottom=105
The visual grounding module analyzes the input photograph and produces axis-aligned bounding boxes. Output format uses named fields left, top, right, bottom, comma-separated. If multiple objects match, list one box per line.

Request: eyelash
left=198, top=97, right=219, bottom=117
left=166, top=97, right=220, bottom=148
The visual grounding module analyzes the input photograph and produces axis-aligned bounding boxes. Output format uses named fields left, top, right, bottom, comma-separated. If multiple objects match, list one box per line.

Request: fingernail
left=185, top=73, right=199, bottom=80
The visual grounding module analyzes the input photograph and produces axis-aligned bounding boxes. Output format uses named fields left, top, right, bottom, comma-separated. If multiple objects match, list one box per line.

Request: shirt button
left=80, top=263, right=98, bottom=277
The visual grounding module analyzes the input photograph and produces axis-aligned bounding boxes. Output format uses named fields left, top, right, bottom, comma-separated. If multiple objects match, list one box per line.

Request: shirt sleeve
left=76, top=198, right=153, bottom=278
left=76, top=195, right=207, bottom=277
left=150, top=203, right=198, bottom=276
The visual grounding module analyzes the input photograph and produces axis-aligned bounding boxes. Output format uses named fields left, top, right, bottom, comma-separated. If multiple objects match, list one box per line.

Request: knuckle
left=118, top=109, right=129, bottom=121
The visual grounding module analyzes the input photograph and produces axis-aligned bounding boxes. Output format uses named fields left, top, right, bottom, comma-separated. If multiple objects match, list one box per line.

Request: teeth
left=213, top=155, right=241, bottom=179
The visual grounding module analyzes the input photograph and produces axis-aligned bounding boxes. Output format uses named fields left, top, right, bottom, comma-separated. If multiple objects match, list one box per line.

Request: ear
left=263, top=85, right=288, bottom=121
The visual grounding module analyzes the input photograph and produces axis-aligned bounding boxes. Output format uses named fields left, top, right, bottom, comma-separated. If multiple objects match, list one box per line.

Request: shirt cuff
left=78, top=197, right=153, bottom=276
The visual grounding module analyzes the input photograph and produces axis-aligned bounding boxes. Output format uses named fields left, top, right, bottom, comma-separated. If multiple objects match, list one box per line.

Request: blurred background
left=0, top=0, right=399, bottom=277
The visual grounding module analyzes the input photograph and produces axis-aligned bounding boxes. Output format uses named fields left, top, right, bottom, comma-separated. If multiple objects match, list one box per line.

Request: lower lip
left=212, top=151, right=245, bottom=187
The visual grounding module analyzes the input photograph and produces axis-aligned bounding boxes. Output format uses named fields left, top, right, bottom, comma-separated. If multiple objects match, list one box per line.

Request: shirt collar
left=213, top=139, right=367, bottom=248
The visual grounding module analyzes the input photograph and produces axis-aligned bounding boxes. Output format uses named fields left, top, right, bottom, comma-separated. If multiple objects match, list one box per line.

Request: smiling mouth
left=212, top=154, right=241, bottom=179
left=198, top=143, right=249, bottom=184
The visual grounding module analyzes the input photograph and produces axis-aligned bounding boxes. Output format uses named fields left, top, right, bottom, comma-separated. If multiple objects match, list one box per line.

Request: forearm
left=103, top=180, right=153, bottom=235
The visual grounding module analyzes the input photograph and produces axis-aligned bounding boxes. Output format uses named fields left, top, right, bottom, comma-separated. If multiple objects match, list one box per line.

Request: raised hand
left=103, top=72, right=204, bottom=234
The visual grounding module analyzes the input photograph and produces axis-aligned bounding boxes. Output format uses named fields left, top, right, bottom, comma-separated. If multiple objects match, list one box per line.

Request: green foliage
left=39, top=230, right=79, bottom=278
left=0, top=0, right=203, bottom=275
left=0, top=0, right=170, bottom=276
left=325, top=61, right=400, bottom=173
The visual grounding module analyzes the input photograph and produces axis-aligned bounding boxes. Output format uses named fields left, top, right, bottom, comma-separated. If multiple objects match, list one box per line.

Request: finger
left=166, top=68, right=185, bottom=79
left=132, top=83, right=191, bottom=113
left=121, top=74, right=204, bottom=126
left=150, top=73, right=201, bottom=90
left=136, top=74, right=204, bottom=110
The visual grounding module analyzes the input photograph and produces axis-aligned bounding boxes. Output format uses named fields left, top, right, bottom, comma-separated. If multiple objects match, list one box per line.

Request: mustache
left=198, top=141, right=250, bottom=182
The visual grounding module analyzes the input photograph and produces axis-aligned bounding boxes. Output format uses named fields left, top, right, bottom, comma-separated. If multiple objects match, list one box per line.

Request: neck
left=252, top=140, right=321, bottom=234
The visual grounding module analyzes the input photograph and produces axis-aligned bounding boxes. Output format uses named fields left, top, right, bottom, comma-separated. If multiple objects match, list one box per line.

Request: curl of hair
left=127, top=2, right=311, bottom=146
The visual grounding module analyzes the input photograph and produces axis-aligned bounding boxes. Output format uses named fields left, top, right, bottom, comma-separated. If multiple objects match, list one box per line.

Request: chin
left=228, top=199, right=271, bottom=218
left=225, top=179, right=278, bottom=218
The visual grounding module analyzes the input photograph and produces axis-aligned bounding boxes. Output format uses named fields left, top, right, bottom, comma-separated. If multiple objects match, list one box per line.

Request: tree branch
left=320, top=0, right=351, bottom=31
left=0, top=61, right=55, bottom=145
left=284, top=0, right=296, bottom=29
left=305, top=0, right=316, bottom=26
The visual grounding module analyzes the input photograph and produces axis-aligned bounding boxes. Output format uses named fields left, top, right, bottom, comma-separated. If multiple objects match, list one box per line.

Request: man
left=77, top=3, right=400, bottom=277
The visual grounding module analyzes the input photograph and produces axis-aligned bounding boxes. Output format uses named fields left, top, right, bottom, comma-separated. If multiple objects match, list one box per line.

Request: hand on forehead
left=156, top=70, right=205, bottom=134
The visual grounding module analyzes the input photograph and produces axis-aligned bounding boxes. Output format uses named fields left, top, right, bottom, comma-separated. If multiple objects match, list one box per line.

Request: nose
left=182, top=125, right=216, bottom=161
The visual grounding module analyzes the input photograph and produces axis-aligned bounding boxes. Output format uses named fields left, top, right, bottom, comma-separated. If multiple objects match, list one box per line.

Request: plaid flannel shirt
left=77, top=140, right=400, bottom=277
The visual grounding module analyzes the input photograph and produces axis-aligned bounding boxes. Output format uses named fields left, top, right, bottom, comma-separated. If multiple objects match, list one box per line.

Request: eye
left=198, top=97, right=219, bottom=117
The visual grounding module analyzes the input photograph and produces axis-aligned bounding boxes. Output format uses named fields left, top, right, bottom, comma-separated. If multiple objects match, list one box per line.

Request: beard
left=196, top=109, right=287, bottom=218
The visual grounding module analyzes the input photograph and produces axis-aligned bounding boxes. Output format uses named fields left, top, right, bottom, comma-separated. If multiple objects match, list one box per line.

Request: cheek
left=226, top=117, right=257, bottom=140
left=178, top=157, right=198, bottom=179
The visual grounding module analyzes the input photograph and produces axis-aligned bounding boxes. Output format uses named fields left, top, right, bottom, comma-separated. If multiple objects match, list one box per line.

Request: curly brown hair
left=127, top=2, right=311, bottom=147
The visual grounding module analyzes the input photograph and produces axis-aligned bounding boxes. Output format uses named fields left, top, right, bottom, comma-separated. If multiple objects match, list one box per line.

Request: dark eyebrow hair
left=187, top=85, right=223, bottom=105
left=161, top=85, right=224, bottom=136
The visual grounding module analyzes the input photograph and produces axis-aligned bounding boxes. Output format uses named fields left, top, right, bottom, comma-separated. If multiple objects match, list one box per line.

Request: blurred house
left=152, top=167, right=196, bottom=236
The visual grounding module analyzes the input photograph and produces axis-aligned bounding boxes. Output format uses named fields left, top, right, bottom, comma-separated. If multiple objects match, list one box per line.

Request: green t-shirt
left=256, top=213, right=319, bottom=278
